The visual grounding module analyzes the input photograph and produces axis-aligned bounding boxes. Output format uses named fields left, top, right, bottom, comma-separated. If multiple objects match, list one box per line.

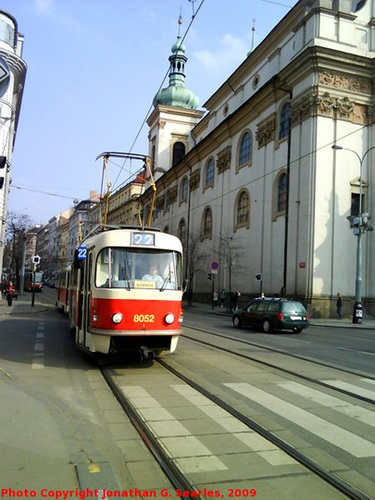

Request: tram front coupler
left=139, top=345, right=155, bottom=361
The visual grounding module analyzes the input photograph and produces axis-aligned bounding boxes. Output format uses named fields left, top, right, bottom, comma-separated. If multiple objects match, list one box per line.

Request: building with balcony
left=0, top=10, right=27, bottom=274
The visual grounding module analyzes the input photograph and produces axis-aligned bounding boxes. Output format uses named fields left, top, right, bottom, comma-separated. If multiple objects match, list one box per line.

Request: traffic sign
left=32, top=255, right=40, bottom=265
left=210, top=261, right=219, bottom=271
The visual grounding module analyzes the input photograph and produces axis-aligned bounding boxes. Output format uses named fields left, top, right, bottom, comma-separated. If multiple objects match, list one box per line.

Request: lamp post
left=332, top=145, right=375, bottom=323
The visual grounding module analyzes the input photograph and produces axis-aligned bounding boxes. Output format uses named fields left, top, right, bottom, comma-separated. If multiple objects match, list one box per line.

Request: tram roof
left=81, top=224, right=183, bottom=252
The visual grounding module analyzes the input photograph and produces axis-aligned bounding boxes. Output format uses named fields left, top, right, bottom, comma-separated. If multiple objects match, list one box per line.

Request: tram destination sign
left=132, top=232, right=155, bottom=246
left=77, top=246, right=87, bottom=259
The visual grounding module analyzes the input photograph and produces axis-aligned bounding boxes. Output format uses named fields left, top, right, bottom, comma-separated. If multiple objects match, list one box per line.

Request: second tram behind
left=56, top=265, right=71, bottom=313
left=24, top=271, right=44, bottom=292
left=68, top=226, right=184, bottom=358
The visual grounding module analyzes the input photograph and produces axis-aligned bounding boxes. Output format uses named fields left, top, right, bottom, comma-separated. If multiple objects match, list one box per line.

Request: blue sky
left=3, top=0, right=294, bottom=224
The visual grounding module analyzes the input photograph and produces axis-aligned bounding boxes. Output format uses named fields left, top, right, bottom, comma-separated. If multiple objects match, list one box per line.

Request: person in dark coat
left=231, top=290, right=241, bottom=312
left=336, top=293, right=342, bottom=319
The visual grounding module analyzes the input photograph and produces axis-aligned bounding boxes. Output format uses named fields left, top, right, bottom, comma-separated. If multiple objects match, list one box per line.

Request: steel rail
left=101, top=367, right=205, bottom=500
left=158, top=358, right=372, bottom=500
left=182, top=325, right=375, bottom=405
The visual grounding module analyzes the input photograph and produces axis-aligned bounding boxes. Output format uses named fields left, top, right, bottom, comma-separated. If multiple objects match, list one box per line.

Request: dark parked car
left=232, top=297, right=309, bottom=333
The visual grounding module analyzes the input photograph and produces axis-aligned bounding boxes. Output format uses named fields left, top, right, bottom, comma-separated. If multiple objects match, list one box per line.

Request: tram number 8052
left=133, top=314, right=155, bottom=323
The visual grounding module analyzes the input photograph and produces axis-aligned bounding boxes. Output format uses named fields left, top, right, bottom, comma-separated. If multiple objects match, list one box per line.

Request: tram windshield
left=95, top=248, right=182, bottom=290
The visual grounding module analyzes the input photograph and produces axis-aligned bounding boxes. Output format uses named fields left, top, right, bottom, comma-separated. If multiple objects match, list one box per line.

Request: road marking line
left=320, top=379, right=375, bottom=400
left=337, top=347, right=375, bottom=356
left=225, top=382, right=375, bottom=457
left=120, top=385, right=227, bottom=472
left=172, top=384, right=296, bottom=465
left=279, top=381, right=375, bottom=427
left=32, top=322, right=44, bottom=370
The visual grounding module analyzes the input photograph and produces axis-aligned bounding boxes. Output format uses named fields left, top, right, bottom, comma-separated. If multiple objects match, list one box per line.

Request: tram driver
left=142, top=265, right=164, bottom=288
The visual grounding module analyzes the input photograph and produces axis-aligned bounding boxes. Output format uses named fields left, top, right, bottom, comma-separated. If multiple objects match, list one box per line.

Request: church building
left=141, top=0, right=375, bottom=318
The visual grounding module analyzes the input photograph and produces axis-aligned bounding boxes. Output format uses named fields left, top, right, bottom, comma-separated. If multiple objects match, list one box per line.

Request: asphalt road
left=0, top=305, right=135, bottom=493
left=1, top=289, right=374, bottom=499
left=183, top=307, right=375, bottom=377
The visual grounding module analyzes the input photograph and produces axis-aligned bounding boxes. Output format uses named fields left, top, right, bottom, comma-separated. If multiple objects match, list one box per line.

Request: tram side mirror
left=183, top=279, right=189, bottom=293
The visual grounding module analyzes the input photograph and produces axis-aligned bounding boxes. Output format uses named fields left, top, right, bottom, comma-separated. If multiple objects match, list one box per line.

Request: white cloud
left=34, top=0, right=53, bottom=14
left=192, top=34, right=249, bottom=77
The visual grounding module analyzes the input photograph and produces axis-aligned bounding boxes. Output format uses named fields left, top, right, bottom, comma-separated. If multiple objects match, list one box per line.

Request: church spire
left=153, top=16, right=199, bottom=110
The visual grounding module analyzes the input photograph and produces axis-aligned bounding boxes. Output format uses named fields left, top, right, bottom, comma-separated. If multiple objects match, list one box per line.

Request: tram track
left=157, top=358, right=371, bottom=500
left=182, top=324, right=375, bottom=405
left=101, top=350, right=374, bottom=500
left=101, top=366, right=200, bottom=499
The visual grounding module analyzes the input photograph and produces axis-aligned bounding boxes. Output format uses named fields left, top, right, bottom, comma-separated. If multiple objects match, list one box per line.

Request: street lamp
left=332, top=144, right=375, bottom=323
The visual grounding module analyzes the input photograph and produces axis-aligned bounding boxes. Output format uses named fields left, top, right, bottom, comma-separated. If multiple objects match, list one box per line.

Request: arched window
left=204, top=158, right=214, bottom=188
left=353, top=0, right=367, bottom=12
left=178, top=219, right=186, bottom=247
left=235, top=190, right=250, bottom=228
left=238, top=132, right=252, bottom=168
left=180, top=176, right=188, bottom=203
left=172, top=141, right=185, bottom=166
left=277, top=173, right=288, bottom=212
left=201, top=207, right=212, bottom=239
left=279, top=103, right=291, bottom=140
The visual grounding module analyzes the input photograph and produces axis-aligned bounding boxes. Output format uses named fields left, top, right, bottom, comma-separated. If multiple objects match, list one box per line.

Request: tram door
left=77, top=251, right=92, bottom=348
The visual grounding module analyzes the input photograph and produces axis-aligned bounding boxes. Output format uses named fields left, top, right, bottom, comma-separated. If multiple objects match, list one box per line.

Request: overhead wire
left=11, top=184, right=81, bottom=200
left=111, top=0, right=206, bottom=190
left=11, top=0, right=367, bottom=210
left=10, top=0, right=207, bottom=205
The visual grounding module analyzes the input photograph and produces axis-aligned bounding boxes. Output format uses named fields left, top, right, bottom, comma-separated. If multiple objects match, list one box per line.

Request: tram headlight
left=164, top=313, right=175, bottom=325
left=112, top=313, right=123, bottom=324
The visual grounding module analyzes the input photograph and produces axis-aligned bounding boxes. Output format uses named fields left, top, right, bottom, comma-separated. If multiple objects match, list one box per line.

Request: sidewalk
left=0, top=291, right=52, bottom=315
left=183, top=301, right=375, bottom=330
left=2, top=293, right=374, bottom=329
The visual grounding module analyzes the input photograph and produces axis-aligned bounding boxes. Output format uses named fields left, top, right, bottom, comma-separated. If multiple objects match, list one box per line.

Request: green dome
left=154, top=85, right=199, bottom=109
left=153, top=35, right=199, bottom=110
left=171, top=39, right=186, bottom=54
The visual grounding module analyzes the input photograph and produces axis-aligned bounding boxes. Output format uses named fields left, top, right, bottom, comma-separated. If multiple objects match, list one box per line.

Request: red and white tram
left=56, top=265, right=71, bottom=313
left=68, top=225, right=184, bottom=358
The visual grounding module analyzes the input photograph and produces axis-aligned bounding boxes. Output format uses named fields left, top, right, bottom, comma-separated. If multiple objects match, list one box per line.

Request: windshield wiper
left=160, top=268, right=172, bottom=292
left=121, top=265, right=131, bottom=291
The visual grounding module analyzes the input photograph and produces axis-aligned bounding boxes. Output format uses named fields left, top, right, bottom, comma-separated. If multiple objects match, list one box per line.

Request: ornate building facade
left=140, top=0, right=375, bottom=317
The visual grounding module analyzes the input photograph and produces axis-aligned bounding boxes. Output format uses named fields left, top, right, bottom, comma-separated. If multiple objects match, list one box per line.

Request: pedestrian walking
left=220, top=289, right=226, bottom=308
left=231, top=290, right=241, bottom=312
left=336, top=293, right=343, bottom=319
left=6, top=281, right=15, bottom=306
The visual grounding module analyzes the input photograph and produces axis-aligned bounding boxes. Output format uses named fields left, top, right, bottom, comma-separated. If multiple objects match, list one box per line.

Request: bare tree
left=3, top=211, right=33, bottom=288
left=218, top=232, right=247, bottom=306
left=184, top=231, right=209, bottom=305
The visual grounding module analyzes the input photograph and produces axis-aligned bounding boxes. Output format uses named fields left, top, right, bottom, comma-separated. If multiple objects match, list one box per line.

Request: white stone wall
left=142, top=0, right=375, bottom=316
